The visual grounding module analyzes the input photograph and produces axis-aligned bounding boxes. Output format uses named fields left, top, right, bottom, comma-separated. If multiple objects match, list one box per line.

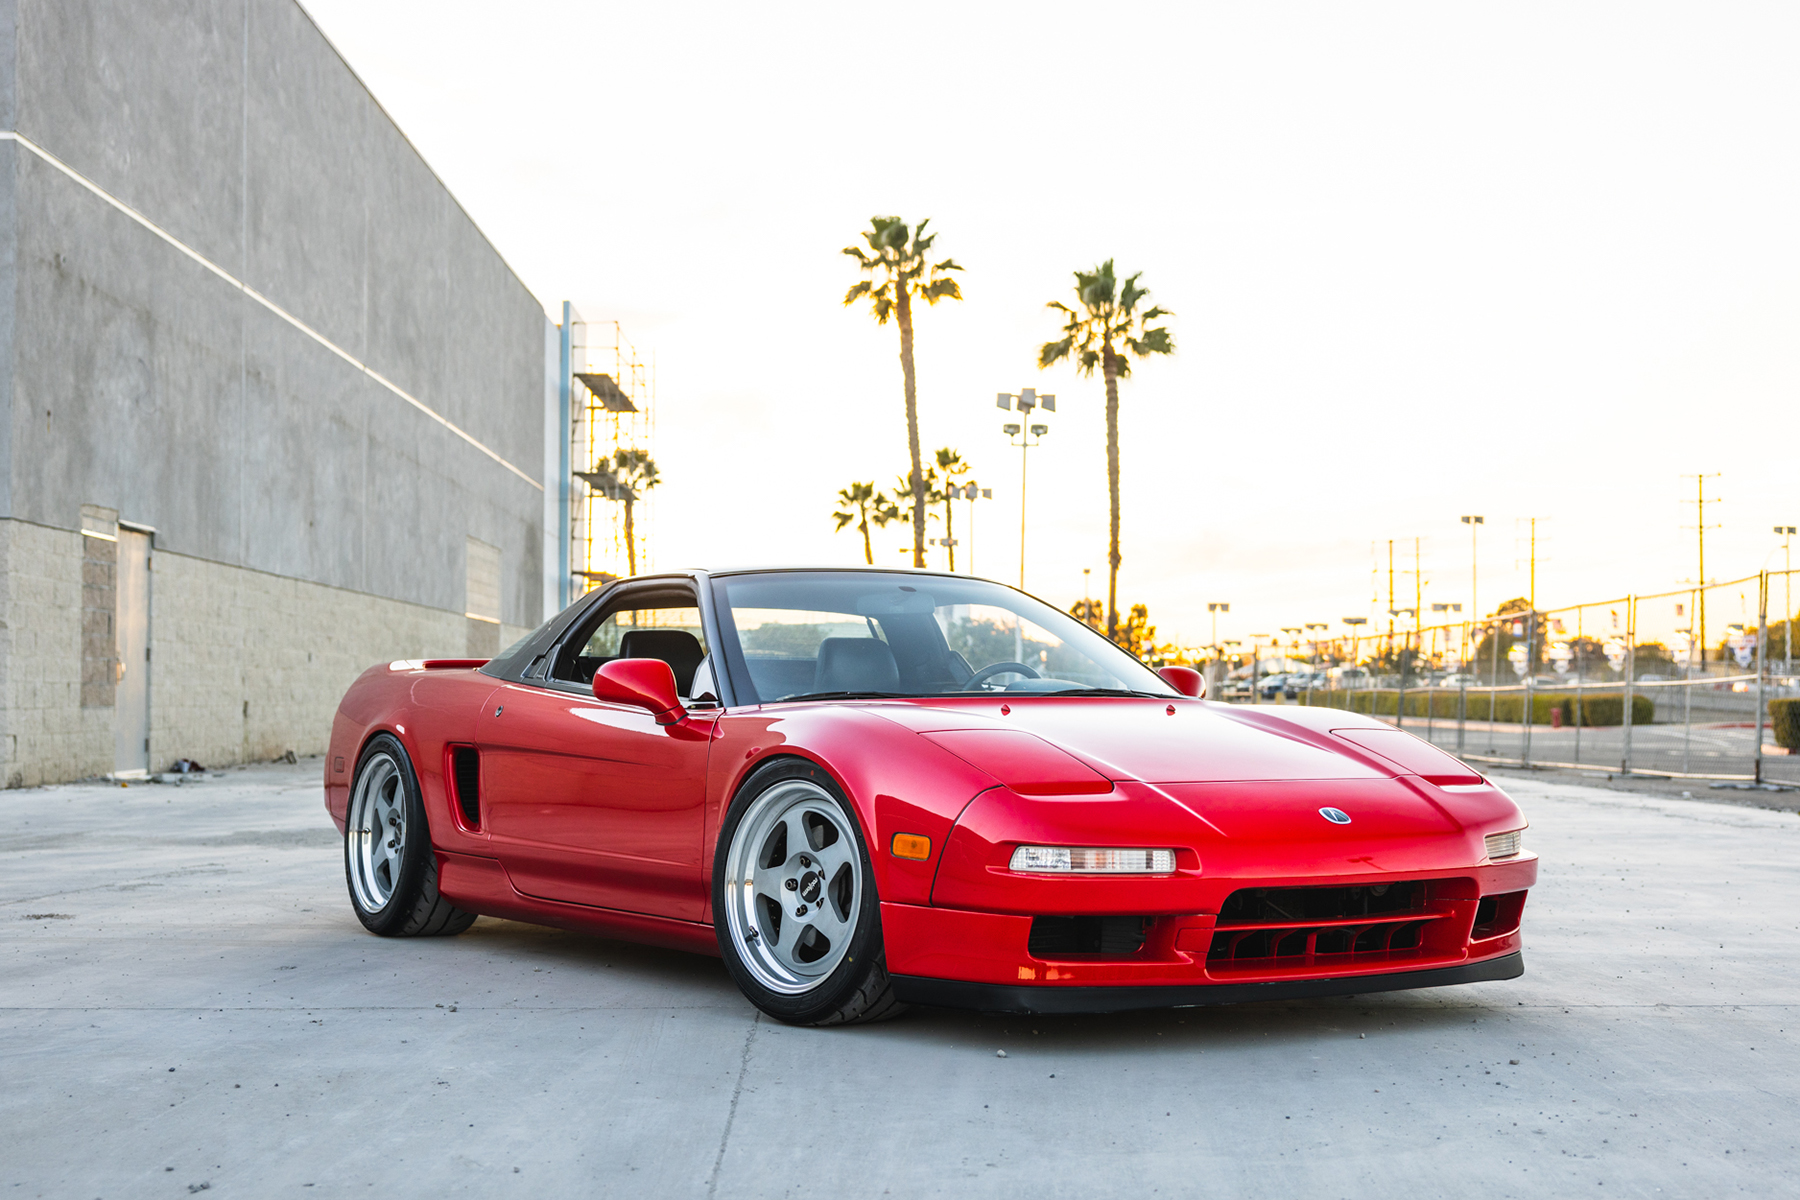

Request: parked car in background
left=1439, top=674, right=1477, bottom=689
left=1258, top=673, right=1296, bottom=700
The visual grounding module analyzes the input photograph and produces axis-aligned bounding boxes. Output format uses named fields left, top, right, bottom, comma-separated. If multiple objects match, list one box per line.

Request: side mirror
left=1158, top=666, right=1205, bottom=698
left=593, top=658, right=686, bottom=724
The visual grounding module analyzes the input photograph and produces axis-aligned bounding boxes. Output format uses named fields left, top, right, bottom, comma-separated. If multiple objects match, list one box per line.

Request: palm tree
left=933, top=447, right=971, bottom=571
left=1039, top=261, right=1174, bottom=643
left=605, top=448, right=659, bottom=576
left=832, top=481, right=900, bottom=565
left=843, top=217, right=963, bottom=568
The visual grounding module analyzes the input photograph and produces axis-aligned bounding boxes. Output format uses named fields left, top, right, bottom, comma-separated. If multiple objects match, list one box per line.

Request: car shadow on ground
left=445, top=916, right=1519, bottom=1044
left=452, top=916, right=743, bottom=998
left=890, top=993, right=1522, bottom=1053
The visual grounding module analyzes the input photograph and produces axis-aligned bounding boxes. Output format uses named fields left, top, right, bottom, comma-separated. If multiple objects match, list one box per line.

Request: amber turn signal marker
left=891, top=833, right=931, bottom=861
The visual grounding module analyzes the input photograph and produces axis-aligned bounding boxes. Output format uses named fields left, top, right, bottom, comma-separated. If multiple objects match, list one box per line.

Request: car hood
left=867, top=697, right=1434, bottom=787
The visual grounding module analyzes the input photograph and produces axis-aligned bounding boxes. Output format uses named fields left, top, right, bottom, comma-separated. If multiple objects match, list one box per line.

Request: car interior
left=550, top=589, right=712, bottom=698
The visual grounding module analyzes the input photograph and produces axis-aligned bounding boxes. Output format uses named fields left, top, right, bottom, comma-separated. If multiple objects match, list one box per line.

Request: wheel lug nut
left=794, top=905, right=808, bottom=917
left=783, top=878, right=797, bottom=891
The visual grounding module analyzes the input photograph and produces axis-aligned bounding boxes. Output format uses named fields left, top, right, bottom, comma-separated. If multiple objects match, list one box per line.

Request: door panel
left=113, top=529, right=150, bottom=776
left=477, top=682, right=714, bottom=921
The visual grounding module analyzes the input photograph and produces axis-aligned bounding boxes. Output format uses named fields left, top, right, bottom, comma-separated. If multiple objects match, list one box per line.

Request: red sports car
left=324, top=568, right=1534, bottom=1025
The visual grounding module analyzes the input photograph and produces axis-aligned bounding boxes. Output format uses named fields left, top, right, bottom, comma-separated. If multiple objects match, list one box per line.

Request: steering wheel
left=963, top=661, right=1042, bottom=690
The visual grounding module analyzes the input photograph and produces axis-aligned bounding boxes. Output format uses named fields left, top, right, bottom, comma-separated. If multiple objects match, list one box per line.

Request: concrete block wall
left=0, top=520, right=112, bottom=785
left=0, top=515, right=533, bottom=784
left=150, top=541, right=531, bottom=769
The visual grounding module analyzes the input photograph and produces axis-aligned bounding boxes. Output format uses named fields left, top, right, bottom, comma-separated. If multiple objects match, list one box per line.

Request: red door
left=476, top=681, right=715, bottom=922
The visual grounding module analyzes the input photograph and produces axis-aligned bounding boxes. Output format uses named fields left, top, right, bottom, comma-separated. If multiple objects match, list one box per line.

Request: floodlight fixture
left=1002, top=423, right=1021, bottom=436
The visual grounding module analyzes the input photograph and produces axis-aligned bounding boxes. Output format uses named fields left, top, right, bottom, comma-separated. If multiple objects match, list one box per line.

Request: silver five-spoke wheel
left=347, top=750, right=407, bottom=912
left=722, top=779, right=863, bottom=995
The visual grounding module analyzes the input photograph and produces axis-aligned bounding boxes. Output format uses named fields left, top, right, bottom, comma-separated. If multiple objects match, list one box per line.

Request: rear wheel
left=714, top=759, right=903, bottom=1025
left=345, top=734, right=476, bottom=937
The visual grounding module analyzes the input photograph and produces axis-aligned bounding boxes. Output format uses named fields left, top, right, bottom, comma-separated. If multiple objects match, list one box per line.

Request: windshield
left=711, top=571, right=1178, bottom=703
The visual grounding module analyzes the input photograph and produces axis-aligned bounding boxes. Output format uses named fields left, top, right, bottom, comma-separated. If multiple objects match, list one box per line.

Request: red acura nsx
left=324, top=567, right=1534, bottom=1025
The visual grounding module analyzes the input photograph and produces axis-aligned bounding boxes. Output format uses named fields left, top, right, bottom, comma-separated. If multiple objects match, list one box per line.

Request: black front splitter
left=890, top=951, right=1524, bottom=1015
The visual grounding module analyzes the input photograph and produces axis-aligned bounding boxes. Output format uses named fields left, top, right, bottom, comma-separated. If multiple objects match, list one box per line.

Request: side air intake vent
left=450, top=746, right=481, bottom=829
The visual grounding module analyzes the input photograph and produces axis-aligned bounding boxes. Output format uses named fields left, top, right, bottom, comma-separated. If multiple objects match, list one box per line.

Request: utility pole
left=1776, top=525, right=1795, bottom=675
left=1387, top=540, right=1396, bottom=641
left=1461, top=515, right=1483, bottom=685
left=1682, top=473, right=1722, bottom=667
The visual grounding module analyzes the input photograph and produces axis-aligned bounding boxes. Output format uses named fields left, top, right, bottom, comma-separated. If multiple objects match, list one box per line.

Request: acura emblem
left=1319, top=807, right=1351, bottom=824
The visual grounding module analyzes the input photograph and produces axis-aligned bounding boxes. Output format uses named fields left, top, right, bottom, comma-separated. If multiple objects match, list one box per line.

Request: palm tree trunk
left=623, top=496, right=637, bottom=576
left=1102, top=343, right=1122, bottom=644
left=896, top=288, right=926, bottom=568
left=859, top=506, right=874, bottom=565
left=943, top=495, right=955, bottom=571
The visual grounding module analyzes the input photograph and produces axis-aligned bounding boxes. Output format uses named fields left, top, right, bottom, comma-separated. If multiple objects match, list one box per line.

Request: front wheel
left=345, top=734, right=477, bottom=938
left=713, top=759, right=904, bottom=1025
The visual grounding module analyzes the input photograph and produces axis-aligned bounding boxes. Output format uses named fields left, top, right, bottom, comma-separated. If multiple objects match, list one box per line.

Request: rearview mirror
left=1158, top=666, right=1205, bottom=698
left=593, top=659, right=687, bottom=724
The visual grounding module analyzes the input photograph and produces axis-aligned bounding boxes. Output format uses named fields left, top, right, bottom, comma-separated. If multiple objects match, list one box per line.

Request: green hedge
left=1771, top=698, right=1800, bottom=749
left=1300, top=689, right=1653, bottom=726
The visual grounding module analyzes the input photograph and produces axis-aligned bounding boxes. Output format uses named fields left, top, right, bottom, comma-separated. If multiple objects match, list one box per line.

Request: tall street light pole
left=1776, top=526, right=1796, bottom=675
left=997, top=389, right=1054, bottom=591
left=940, top=483, right=992, bottom=575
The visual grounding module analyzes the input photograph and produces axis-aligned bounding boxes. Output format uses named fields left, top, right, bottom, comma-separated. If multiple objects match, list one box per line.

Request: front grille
left=1484, top=829, right=1523, bottom=859
left=1028, top=915, right=1150, bottom=958
left=1208, top=880, right=1448, bottom=970
left=1218, top=882, right=1424, bottom=925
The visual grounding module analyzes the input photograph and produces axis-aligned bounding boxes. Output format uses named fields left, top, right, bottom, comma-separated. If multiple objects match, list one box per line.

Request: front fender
left=704, top=705, right=999, bottom=915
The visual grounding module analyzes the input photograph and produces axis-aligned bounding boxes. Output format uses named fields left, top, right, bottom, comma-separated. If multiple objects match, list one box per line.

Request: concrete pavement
left=2, top=759, right=1797, bottom=1198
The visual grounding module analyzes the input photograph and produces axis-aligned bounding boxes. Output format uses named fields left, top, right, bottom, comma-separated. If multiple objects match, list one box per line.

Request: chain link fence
left=1221, top=569, right=1799, bottom=786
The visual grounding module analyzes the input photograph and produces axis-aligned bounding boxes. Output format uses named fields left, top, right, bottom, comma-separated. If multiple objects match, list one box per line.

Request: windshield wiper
left=770, top=690, right=916, bottom=703
left=1031, top=687, right=1171, bottom=699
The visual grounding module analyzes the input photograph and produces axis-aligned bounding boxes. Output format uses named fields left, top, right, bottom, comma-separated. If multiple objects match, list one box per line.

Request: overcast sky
left=301, top=0, right=1800, bottom=650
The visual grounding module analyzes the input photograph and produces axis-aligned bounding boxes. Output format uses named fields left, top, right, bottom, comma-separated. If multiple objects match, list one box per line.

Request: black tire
left=344, top=734, right=477, bottom=938
left=712, top=758, right=905, bottom=1026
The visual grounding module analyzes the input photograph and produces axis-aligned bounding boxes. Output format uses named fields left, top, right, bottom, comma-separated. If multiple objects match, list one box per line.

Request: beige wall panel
left=1, top=519, right=502, bottom=785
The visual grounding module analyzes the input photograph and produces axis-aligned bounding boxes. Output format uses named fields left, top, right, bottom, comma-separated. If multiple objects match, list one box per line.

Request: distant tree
left=1632, top=641, right=1678, bottom=678
left=1039, top=260, right=1173, bottom=645
left=1116, top=603, right=1158, bottom=660
left=1469, top=597, right=1543, bottom=682
left=843, top=217, right=964, bottom=568
left=1068, top=597, right=1104, bottom=632
left=832, top=481, right=900, bottom=565
left=604, top=448, right=659, bottom=576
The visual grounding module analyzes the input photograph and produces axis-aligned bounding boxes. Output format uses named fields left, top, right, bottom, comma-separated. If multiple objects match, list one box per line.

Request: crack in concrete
left=707, top=1012, right=759, bottom=1198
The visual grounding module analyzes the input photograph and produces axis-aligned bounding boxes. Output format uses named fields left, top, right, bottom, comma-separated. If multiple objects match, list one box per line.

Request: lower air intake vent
left=1028, top=915, right=1150, bottom=958
left=450, top=746, right=481, bottom=829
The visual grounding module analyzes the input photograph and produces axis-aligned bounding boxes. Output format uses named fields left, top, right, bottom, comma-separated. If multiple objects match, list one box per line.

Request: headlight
left=1009, top=846, right=1177, bottom=874
left=1484, top=829, right=1524, bottom=860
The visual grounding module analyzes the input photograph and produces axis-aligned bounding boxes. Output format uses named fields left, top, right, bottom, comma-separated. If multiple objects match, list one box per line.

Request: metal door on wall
left=113, top=528, right=150, bottom=776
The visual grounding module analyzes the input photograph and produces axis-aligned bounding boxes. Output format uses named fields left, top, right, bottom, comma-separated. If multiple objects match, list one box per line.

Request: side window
left=552, top=597, right=710, bottom=697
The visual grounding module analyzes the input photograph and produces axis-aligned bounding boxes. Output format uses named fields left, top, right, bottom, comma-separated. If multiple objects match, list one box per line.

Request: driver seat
left=813, top=638, right=899, bottom=694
